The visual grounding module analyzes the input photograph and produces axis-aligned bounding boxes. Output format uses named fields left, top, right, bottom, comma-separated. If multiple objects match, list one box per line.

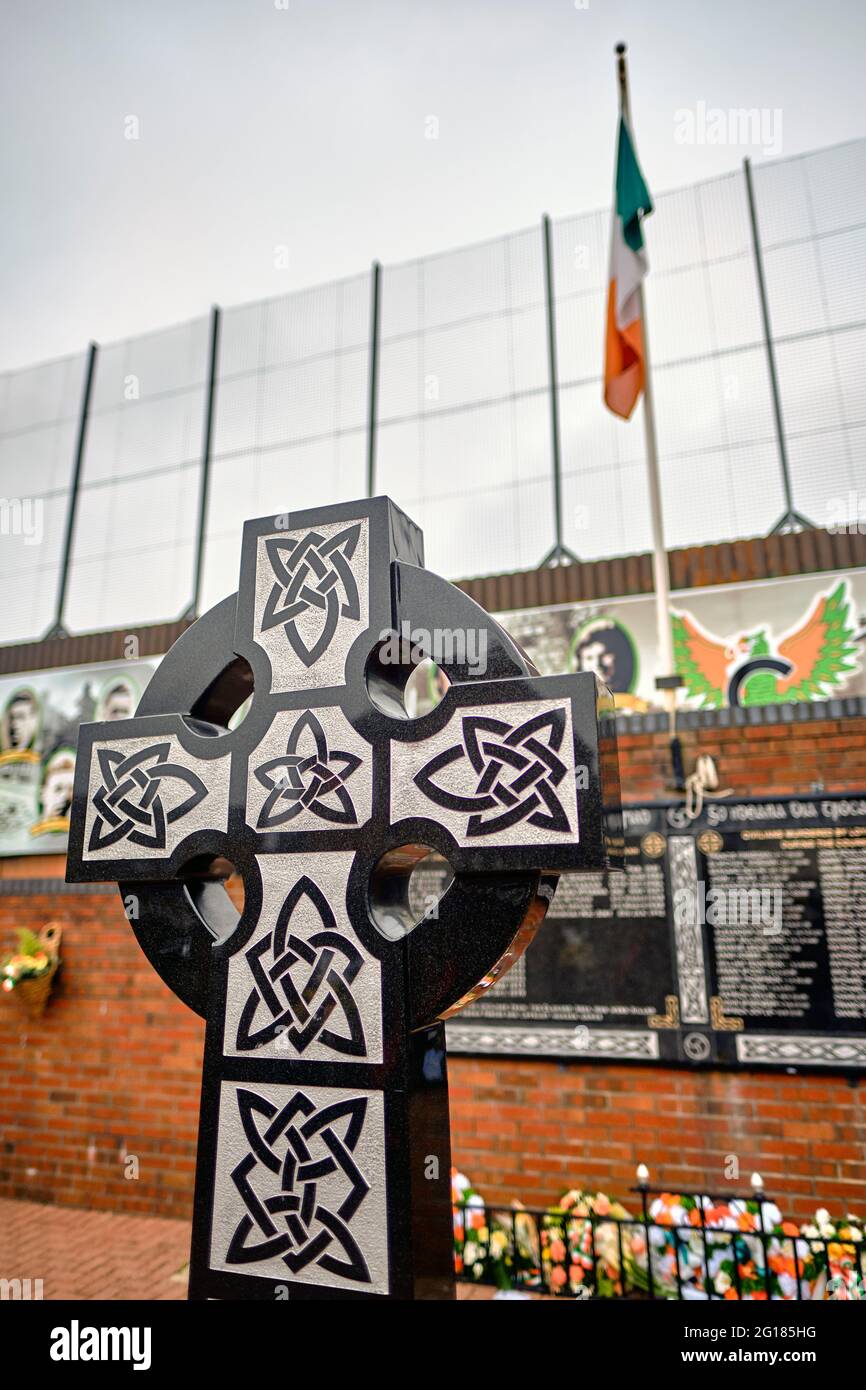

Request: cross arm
left=65, top=713, right=233, bottom=884
left=388, top=671, right=624, bottom=876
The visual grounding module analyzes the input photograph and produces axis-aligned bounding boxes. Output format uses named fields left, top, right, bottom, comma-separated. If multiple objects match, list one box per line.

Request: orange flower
left=782, top=1221, right=800, bottom=1237
left=550, top=1238, right=566, bottom=1263
left=594, top=1194, right=611, bottom=1216
left=550, top=1265, right=568, bottom=1288
left=724, top=1288, right=739, bottom=1300
left=738, top=1212, right=757, bottom=1232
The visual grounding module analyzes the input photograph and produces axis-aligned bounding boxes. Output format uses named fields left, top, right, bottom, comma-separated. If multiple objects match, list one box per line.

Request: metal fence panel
left=753, top=140, right=866, bottom=531
left=0, top=352, right=88, bottom=641
left=199, top=273, right=371, bottom=613
left=376, top=227, right=553, bottom=576
left=0, top=138, right=864, bottom=646
left=63, top=319, right=209, bottom=633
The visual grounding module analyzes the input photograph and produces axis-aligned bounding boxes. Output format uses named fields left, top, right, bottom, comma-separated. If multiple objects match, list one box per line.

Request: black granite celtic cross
left=65, top=497, right=622, bottom=1301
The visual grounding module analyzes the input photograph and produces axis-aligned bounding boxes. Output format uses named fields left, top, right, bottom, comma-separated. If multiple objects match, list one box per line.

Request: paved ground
left=0, top=1197, right=190, bottom=1300
left=0, top=1198, right=510, bottom=1300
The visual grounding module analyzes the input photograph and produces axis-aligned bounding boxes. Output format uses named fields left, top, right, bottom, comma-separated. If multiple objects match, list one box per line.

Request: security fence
left=0, top=137, right=864, bottom=645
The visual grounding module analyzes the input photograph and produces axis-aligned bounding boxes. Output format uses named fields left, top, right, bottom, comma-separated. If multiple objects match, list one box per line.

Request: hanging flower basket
left=1, top=921, right=62, bottom=1020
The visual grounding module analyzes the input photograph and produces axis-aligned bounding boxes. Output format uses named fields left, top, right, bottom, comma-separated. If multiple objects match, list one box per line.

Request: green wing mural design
left=671, top=582, right=861, bottom=710
left=773, top=581, right=859, bottom=702
left=671, top=611, right=728, bottom=709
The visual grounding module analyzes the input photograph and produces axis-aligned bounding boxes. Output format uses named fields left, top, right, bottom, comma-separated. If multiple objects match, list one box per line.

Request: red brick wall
left=447, top=1059, right=865, bottom=1222
left=618, top=716, right=866, bottom=801
left=0, top=874, right=204, bottom=1218
left=1, top=717, right=864, bottom=1223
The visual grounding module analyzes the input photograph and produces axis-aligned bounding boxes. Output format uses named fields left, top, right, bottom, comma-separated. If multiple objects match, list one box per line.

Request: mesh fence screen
left=377, top=226, right=551, bottom=576
left=752, top=139, right=866, bottom=525
left=0, top=138, right=864, bottom=643
left=0, top=351, right=88, bottom=641
left=64, top=318, right=209, bottom=634
left=200, top=273, right=371, bottom=614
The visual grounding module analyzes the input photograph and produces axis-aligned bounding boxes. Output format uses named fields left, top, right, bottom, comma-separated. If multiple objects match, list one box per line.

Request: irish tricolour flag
left=604, top=115, right=654, bottom=419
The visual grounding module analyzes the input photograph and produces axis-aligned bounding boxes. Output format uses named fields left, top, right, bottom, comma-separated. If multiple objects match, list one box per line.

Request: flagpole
left=615, top=43, right=681, bottom=743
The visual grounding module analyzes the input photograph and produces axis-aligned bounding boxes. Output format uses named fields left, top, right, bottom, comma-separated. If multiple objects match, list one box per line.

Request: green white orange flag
left=604, top=115, right=654, bottom=419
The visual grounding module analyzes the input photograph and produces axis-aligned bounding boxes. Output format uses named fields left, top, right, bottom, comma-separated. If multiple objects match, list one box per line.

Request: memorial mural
left=0, top=661, right=157, bottom=855
left=499, top=571, right=866, bottom=713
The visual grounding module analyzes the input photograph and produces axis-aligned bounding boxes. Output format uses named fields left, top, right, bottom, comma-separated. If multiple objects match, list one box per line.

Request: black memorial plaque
left=449, top=794, right=866, bottom=1072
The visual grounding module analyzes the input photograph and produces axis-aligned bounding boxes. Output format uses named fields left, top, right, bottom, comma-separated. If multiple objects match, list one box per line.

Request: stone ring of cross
left=66, top=496, right=622, bottom=1301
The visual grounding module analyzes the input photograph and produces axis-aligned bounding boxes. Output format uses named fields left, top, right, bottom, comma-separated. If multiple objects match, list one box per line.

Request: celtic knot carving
left=88, top=744, right=207, bottom=853
left=225, top=1087, right=372, bottom=1283
left=261, top=525, right=362, bottom=667
left=237, top=875, right=367, bottom=1056
left=414, top=709, right=571, bottom=837
left=252, top=710, right=361, bottom=829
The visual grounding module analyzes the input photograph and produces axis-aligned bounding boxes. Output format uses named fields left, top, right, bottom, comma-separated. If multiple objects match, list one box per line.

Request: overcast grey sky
left=1, top=0, right=864, bottom=373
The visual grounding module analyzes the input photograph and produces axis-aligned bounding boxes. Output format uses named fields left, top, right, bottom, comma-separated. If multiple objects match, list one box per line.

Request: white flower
left=778, top=1273, right=798, bottom=1298
left=714, top=1271, right=732, bottom=1293
left=815, top=1208, right=831, bottom=1227
left=803, top=1224, right=819, bottom=1240
left=761, top=1202, right=782, bottom=1230
left=820, top=1223, right=836, bottom=1239
left=463, top=1241, right=479, bottom=1265
left=849, top=1228, right=862, bottom=1243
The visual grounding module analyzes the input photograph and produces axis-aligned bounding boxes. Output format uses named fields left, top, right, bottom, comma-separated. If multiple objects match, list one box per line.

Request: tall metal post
left=539, top=213, right=576, bottom=565
left=366, top=261, right=382, bottom=497
left=188, top=305, right=221, bottom=620
left=45, top=340, right=98, bottom=639
left=743, top=156, right=812, bottom=533
left=614, top=42, right=682, bottom=780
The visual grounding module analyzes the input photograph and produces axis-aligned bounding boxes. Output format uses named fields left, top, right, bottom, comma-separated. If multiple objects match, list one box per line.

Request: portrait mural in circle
left=570, top=617, right=639, bottom=696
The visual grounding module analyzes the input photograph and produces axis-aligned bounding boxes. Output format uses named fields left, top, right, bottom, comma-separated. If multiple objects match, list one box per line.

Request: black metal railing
left=453, top=1188, right=866, bottom=1300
